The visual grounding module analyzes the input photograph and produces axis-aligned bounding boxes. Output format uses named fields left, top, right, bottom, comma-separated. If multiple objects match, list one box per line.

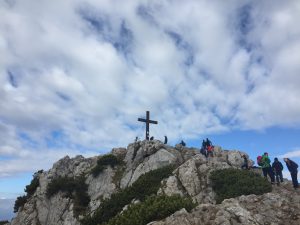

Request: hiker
left=207, top=145, right=214, bottom=157
left=200, top=139, right=207, bottom=157
left=180, top=140, right=186, bottom=146
left=150, top=136, right=154, bottom=140
left=272, top=158, right=284, bottom=185
left=164, top=135, right=168, bottom=144
left=241, top=155, right=249, bottom=170
left=284, top=158, right=299, bottom=189
left=206, top=138, right=212, bottom=147
left=261, top=152, right=275, bottom=184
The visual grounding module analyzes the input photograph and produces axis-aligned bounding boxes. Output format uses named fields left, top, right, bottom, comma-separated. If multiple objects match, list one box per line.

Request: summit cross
left=138, top=111, right=158, bottom=140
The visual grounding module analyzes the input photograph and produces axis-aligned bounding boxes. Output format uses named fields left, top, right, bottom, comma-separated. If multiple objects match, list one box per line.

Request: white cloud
left=0, top=0, right=300, bottom=178
left=279, top=149, right=300, bottom=159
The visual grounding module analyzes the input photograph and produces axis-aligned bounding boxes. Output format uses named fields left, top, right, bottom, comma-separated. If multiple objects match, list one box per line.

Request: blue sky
left=1, top=0, right=300, bottom=221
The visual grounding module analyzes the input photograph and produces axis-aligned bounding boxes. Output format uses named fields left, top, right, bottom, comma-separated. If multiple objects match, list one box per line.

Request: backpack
left=257, top=156, right=263, bottom=166
left=273, top=162, right=283, bottom=171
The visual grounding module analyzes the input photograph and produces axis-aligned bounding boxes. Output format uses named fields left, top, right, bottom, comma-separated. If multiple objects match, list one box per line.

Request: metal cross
left=138, top=111, right=158, bottom=140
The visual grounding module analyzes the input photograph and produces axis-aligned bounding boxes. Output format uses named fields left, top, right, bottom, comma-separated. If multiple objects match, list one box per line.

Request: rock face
left=8, top=141, right=298, bottom=225
left=149, top=182, right=300, bottom=225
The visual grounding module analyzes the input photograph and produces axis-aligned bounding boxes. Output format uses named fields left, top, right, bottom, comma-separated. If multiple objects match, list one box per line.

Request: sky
left=1, top=0, right=300, bottom=221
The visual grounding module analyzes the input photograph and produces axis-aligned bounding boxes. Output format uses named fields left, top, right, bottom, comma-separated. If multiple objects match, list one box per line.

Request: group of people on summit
left=255, top=152, right=299, bottom=189
left=140, top=136, right=299, bottom=189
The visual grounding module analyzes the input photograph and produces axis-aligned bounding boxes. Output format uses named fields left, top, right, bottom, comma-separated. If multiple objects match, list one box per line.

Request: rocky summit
left=7, top=140, right=300, bottom=225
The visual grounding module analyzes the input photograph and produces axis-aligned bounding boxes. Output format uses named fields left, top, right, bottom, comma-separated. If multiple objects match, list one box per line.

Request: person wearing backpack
left=261, top=152, right=275, bottom=184
left=284, top=158, right=299, bottom=189
left=272, top=158, right=284, bottom=185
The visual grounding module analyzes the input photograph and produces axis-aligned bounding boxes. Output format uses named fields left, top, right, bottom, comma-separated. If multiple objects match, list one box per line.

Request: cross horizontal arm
left=138, top=118, right=158, bottom=124
left=148, top=120, right=158, bottom=124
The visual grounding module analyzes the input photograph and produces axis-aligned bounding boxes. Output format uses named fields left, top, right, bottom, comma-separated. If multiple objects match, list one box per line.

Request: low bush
left=46, top=176, right=90, bottom=217
left=14, top=174, right=40, bottom=213
left=14, top=195, right=27, bottom=213
left=92, top=154, right=122, bottom=177
left=81, top=165, right=175, bottom=225
left=210, top=168, right=272, bottom=203
left=25, top=176, right=39, bottom=197
left=0, top=221, right=9, bottom=225
left=104, top=195, right=196, bottom=225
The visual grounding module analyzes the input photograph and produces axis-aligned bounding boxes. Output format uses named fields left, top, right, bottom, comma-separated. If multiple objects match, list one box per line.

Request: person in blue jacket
left=284, top=158, right=299, bottom=189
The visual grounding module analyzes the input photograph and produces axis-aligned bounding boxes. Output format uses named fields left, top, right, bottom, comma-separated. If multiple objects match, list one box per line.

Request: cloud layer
left=1, top=0, right=300, bottom=177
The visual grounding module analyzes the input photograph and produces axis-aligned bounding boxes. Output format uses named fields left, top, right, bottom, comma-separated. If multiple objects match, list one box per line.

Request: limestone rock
left=9, top=141, right=297, bottom=225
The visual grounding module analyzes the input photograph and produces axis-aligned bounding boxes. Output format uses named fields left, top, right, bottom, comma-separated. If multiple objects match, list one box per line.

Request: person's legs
left=279, top=171, right=283, bottom=182
left=274, top=171, right=280, bottom=184
left=262, top=168, right=268, bottom=178
left=267, top=167, right=275, bottom=183
left=291, top=171, right=299, bottom=188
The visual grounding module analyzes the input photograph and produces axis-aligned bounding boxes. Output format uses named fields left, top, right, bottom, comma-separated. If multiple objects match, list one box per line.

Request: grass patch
left=210, top=168, right=272, bottom=203
left=81, top=165, right=175, bottom=225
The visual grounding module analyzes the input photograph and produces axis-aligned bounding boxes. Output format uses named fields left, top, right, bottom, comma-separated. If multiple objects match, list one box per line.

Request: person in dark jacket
left=284, top=158, right=299, bottom=189
left=200, top=139, right=207, bottom=157
left=206, top=138, right=212, bottom=147
left=164, top=136, right=168, bottom=144
left=272, top=158, right=284, bottom=185
left=241, top=155, right=249, bottom=170
left=180, top=140, right=186, bottom=146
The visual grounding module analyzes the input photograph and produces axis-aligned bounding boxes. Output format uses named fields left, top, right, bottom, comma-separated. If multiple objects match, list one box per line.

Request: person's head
left=284, top=158, right=289, bottom=162
left=274, top=157, right=278, bottom=161
left=264, top=152, right=268, bottom=156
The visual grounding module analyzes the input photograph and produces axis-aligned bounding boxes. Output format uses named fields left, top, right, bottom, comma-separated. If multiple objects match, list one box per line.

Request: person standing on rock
left=284, top=158, right=299, bottom=189
left=241, top=155, right=249, bottom=170
left=272, top=158, right=284, bottom=185
left=261, top=152, right=275, bottom=184
left=164, top=135, right=168, bottom=144
left=200, top=139, right=207, bottom=157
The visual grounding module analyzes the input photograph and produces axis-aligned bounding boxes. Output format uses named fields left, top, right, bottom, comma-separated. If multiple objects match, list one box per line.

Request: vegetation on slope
left=104, top=195, right=195, bottom=225
left=91, top=154, right=123, bottom=177
left=14, top=175, right=40, bottom=212
left=46, top=176, right=90, bottom=217
left=81, top=165, right=176, bottom=225
left=210, top=168, right=272, bottom=203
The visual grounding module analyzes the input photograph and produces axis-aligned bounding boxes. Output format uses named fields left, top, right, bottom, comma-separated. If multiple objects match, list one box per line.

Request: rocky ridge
left=7, top=140, right=299, bottom=225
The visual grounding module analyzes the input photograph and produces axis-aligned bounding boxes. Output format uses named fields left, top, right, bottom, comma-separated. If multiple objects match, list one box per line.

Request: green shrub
left=25, top=176, right=39, bottom=196
left=14, top=174, right=41, bottom=213
left=14, top=195, right=27, bottom=213
left=210, top=168, right=272, bottom=203
left=81, top=165, right=175, bottom=225
left=46, top=176, right=90, bottom=217
left=0, top=221, right=9, bottom=225
left=46, top=176, right=76, bottom=198
left=104, top=195, right=195, bottom=225
left=92, top=154, right=122, bottom=177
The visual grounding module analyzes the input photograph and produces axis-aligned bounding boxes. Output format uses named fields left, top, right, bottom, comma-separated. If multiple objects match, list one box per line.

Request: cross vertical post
left=138, top=111, right=158, bottom=140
